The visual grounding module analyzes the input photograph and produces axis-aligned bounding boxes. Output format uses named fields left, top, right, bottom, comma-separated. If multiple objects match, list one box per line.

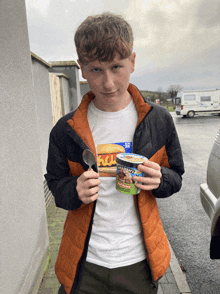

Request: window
left=184, top=94, right=196, bottom=101
left=174, top=97, right=181, bottom=105
left=200, top=96, right=211, bottom=102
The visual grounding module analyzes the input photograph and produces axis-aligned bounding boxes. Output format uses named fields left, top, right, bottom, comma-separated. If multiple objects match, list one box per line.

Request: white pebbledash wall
left=0, top=1, right=49, bottom=293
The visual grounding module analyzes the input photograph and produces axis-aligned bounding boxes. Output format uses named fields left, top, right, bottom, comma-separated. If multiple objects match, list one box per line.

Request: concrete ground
left=38, top=198, right=192, bottom=294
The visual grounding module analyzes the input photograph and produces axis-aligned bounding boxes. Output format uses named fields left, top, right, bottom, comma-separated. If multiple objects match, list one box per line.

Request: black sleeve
left=44, top=126, right=83, bottom=211
left=153, top=112, right=184, bottom=198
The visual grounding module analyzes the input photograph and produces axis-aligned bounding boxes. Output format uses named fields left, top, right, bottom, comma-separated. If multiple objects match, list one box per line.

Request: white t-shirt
left=86, top=99, right=146, bottom=269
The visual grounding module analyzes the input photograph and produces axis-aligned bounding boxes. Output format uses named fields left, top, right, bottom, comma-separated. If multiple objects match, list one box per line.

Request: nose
left=102, top=71, right=114, bottom=91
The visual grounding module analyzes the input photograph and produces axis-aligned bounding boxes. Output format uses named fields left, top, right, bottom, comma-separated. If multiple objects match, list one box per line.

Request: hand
left=133, top=160, right=162, bottom=191
left=76, top=169, right=101, bottom=204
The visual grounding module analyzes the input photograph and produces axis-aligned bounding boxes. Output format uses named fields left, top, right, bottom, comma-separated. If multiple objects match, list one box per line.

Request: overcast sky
left=25, top=0, right=220, bottom=91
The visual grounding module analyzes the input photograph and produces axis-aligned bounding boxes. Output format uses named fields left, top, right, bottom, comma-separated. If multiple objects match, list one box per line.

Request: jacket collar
left=67, top=90, right=96, bottom=159
left=127, top=84, right=152, bottom=128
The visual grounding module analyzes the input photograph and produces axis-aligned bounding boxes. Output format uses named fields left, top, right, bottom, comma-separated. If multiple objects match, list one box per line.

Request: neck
left=93, top=92, right=132, bottom=112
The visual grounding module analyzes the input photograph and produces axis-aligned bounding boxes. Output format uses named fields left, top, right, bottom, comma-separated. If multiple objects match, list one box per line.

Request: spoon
left=82, top=149, right=96, bottom=170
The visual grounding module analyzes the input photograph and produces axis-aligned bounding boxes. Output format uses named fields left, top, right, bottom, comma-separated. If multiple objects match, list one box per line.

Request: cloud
left=131, top=41, right=220, bottom=91
left=197, top=0, right=220, bottom=28
left=25, top=0, right=51, bottom=17
left=26, top=0, right=77, bottom=61
left=26, top=0, right=131, bottom=61
left=25, top=0, right=220, bottom=90
left=128, top=0, right=220, bottom=71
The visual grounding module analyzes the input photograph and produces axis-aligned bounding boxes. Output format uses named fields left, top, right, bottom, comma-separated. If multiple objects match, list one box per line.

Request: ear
left=130, top=52, right=136, bottom=73
left=77, top=59, right=87, bottom=80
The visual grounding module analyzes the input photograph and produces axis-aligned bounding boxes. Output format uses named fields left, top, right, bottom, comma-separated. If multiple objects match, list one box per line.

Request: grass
left=160, top=103, right=175, bottom=112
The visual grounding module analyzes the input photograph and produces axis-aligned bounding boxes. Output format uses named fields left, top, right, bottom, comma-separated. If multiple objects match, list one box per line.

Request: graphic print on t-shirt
left=97, top=142, right=132, bottom=177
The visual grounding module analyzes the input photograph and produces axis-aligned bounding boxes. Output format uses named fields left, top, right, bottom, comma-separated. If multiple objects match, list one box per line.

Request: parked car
left=200, top=129, right=220, bottom=259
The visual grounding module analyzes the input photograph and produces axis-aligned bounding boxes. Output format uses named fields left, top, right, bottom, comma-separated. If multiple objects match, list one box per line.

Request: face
left=78, top=53, right=136, bottom=111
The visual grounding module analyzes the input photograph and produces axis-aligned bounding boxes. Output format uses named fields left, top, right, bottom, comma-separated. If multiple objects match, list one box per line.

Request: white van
left=173, top=89, right=220, bottom=117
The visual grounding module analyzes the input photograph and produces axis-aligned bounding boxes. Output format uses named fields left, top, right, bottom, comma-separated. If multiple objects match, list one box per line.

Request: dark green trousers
left=58, top=260, right=158, bottom=294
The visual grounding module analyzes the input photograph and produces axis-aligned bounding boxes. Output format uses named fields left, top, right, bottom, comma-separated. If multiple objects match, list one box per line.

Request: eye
left=92, top=68, right=101, bottom=72
left=113, top=65, right=120, bottom=70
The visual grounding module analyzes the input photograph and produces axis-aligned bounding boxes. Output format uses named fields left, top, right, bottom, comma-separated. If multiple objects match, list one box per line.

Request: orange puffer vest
left=55, top=84, right=171, bottom=294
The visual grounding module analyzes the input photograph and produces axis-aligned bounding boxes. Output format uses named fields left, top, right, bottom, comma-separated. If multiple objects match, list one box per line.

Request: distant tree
left=167, top=85, right=182, bottom=98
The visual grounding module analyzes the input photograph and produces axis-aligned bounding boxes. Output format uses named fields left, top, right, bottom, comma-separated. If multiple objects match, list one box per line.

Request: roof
left=180, top=89, right=220, bottom=93
left=31, top=52, right=51, bottom=68
left=49, top=60, right=80, bottom=69
left=55, top=73, right=69, bottom=79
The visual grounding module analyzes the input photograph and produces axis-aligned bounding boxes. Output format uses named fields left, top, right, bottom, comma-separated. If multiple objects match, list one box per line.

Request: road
left=157, top=113, right=220, bottom=294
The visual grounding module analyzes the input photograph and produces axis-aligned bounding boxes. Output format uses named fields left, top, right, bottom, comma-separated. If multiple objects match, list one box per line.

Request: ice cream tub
left=116, top=153, right=148, bottom=195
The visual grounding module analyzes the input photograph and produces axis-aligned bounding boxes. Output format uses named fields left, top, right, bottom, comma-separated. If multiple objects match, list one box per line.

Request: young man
left=45, top=13, right=184, bottom=294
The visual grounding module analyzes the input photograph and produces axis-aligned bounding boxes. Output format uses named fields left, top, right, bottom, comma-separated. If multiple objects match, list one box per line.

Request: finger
left=77, top=172, right=100, bottom=189
left=138, top=161, right=161, bottom=176
left=82, top=192, right=99, bottom=204
left=78, top=185, right=99, bottom=202
left=138, top=160, right=161, bottom=173
left=89, top=193, right=99, bottom=202
left=143, top=160, right=161, bottom=170
left=133, top=175, right=160, bottom=185
left=87, top=185, right=100, bottom=196
left=136, top=167, right=161, bottom=178
left=84, top=178, right=101, bottom=189
left=80, top=170, right=100, bottom=181
left=135, top=182, right=159, bottom=191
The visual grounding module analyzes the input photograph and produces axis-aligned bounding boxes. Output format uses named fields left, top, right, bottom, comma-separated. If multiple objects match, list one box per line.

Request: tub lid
left=116, top=153, right=148, bottom=167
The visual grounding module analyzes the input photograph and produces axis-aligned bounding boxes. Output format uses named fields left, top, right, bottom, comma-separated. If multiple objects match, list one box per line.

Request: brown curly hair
left=74, top=12, right=133, bottom=65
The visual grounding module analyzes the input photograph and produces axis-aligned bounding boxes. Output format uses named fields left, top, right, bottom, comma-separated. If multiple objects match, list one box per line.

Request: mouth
left=102, top=91, right=117, bottom=96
